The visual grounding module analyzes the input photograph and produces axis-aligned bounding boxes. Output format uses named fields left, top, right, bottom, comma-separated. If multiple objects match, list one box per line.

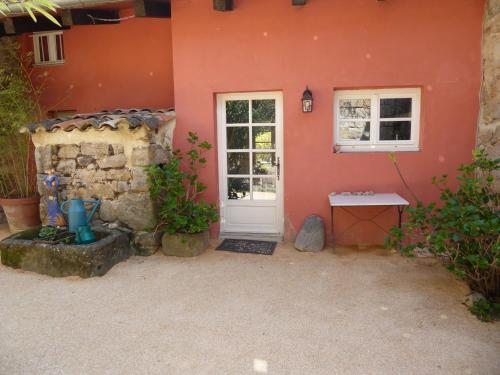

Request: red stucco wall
left=19, top=16, right=175, bottom=113
left=170, top=0, right=484, bottom=244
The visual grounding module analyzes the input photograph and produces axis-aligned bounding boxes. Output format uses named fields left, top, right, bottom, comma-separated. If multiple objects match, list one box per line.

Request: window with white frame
left=334, top=88, right=421, bottom=152
left=33, top=31, right=64, bottom=65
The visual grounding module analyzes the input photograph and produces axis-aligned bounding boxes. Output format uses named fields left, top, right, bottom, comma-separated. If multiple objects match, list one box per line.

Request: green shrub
left=386, top=149, right=499, bottom=302
left=146, top=132, right=219, bottom=234
left=469, top=298, right=500, bottom=322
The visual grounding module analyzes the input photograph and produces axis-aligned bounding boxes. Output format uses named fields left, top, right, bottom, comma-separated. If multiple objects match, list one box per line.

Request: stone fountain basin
left=0, top=228, right=131, bottom=278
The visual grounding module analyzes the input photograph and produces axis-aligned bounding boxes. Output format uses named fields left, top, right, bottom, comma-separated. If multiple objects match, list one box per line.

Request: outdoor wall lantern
left=302, top=86, right=313, bottom=112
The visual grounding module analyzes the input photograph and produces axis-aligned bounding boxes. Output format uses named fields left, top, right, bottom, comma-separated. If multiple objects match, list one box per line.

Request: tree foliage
left=386, top=149, right=500, bottom=302
left=0, top=0, right=60, bottom=26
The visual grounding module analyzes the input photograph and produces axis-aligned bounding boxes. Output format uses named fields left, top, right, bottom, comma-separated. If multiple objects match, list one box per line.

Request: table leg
left=331, top=206, right=335, bottom=249
left=397, top=205, right=404, bottom=250
left=397, top=205, right=403, bottom=229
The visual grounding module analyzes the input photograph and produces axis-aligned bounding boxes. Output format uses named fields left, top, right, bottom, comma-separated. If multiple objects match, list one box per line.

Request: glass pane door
left=225, top=99, right=277, bottom=201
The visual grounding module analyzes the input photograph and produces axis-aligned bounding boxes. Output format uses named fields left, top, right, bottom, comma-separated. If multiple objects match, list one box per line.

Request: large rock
left=132, top=231, right=162, bottom=256
left=294, top=215, right=325, bottom=252
left=99, top=200, right=118, bottom=222
left=115, top=193, right=155, bottom=230
left=161, top=231, right=209, bottom=257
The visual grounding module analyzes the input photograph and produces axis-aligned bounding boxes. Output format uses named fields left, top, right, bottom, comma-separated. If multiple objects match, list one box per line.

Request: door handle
left=276, top=157, right=280, bottom=181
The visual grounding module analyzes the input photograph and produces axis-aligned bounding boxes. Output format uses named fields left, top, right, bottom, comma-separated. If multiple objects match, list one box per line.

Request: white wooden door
left=217, top=92, right=284, bottom=235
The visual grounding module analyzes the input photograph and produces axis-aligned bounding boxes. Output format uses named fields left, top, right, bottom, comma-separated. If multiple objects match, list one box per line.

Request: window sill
left=34, top=61, right=65, bottom=67
left=334, top=145, right=420, bottom=153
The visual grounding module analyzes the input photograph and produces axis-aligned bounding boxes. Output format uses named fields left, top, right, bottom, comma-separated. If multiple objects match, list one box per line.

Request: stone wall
left=35, top=141, right=169, bottom=231
left=478, top=0, right=500, bottom=188
left=32, top=119, right=175, bottom=239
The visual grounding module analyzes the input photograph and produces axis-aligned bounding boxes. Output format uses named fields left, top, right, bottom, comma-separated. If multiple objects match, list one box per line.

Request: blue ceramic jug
left=60, top=199, right=100, bottom=233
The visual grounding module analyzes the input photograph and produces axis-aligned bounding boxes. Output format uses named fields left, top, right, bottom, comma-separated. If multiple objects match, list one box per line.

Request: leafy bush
left=469, top=298, right=500, bottom=322
left=146, top=132, right=219, bottom=234
left=386, top=149, right=499, bottom=302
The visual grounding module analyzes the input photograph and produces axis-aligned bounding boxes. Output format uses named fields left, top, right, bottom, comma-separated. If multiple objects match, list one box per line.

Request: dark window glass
left=380, top=98, right=412, bottom=118
left=227, top=127, right=249, bottom=149
left=226, top=100, right=249, bottom=123
left=227, top=152, right=249, bottom=174
left=379, top=121, right=411, bottom=141
left=39, top=36, right=49, bottom=62
left=56, top=34, right=64, bottom=61
left=252, top=99, right=275, bottom=123
left=228, top=178, right=250, bottom=200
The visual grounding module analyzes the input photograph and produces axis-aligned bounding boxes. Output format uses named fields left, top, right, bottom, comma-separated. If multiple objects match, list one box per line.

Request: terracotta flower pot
left=0, top=196, right=41, bottom=233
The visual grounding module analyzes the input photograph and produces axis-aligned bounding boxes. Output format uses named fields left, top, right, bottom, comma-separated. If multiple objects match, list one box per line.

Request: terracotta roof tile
left=22, top=108, right=175, bottom=133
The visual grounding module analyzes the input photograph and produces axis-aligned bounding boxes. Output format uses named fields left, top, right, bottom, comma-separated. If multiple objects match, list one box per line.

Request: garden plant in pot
left=0, top=40, right=43, bottom=233
left=147, top=132, right=219, bottom=257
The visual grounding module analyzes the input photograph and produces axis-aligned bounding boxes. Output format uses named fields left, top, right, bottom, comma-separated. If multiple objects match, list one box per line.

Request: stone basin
left=0, top=228, right=131, bottom=278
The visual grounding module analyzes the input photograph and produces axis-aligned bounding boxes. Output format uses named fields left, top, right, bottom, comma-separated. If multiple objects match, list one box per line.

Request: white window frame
left=32, top=31, right=64, bottom=65
left=334, top=88, right=421, bottom=152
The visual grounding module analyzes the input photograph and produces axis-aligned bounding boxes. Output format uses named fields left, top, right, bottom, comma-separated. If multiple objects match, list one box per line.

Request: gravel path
left=0, top=243, right=499, bottom=375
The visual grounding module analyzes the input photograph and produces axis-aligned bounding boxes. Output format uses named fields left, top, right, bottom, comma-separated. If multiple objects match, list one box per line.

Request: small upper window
left=334, top=88, right=421, bottom=152
left=33, top=31, right=64, bottom=65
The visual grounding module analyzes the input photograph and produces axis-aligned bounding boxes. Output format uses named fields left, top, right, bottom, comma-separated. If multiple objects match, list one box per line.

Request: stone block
left=131, top=146, right=151, bottom=166
left=294, top=214, right=325, bottom=252
left=116, top=193, right=155, bottom=230
left=90, top=183, right=115, bottom=200
left=35, top=145, right=55, bottom=173
left=131, top=145, right=169, bottom=167
left=112, top=144, right=124, bottom=155
left=80, top=142, right=110, bottom=158
left=106, top=168, right=131, bottom=181
left=98, top=154, right=127, bottom=169
left=152, top=144, right=169, bottom=164
left=76, top=155, right=95, bottom=168
left=131, top=167, right=149, bottom=192
left=99, top=200, right=118, bottom=222
left=161, top=231, right=209, bottom=257
left=58, top=144, right=79, bottom=159
left=132, top=231, right=162, bottom=256
left=111, top=181, right=129, bottom=193
left=56, top=159, right=76, bottom=176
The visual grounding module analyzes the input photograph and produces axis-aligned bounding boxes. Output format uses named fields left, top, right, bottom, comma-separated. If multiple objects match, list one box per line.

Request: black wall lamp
left=302, top=86, right=313, bottom=112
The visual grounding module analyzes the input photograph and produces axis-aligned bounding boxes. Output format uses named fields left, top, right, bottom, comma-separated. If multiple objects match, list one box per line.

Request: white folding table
left=328, top=193, right=410, bottom=248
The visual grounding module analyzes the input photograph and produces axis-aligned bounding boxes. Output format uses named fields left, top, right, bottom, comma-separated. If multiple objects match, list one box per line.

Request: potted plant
left=146, top=132, right=219, bottom=257
left=0, top=39, right=43, bottom=232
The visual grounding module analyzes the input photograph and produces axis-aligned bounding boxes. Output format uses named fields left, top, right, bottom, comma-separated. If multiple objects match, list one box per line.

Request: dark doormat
left=216, top=239, right=277, bottom=256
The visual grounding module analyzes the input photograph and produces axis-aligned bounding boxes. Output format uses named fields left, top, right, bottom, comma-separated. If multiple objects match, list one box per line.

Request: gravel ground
left=0, top=242, right=499, bottom=375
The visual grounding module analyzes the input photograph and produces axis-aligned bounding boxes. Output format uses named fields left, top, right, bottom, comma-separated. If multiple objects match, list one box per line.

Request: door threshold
left=219, top=232, right=284, bottom=242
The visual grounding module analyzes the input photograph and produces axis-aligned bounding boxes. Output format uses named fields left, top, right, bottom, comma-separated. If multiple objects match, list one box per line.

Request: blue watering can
left=60, top=199, right=100, bottom=233
left=75, top=225, right=96, bottom=245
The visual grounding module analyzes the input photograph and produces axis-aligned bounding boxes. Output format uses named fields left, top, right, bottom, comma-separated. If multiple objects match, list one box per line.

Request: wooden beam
left=61, top=9, right=73, bottom=27
left=12, top=16, right=66, bottom=34
left=3, top=18, right=15, bottom=35
left=292, top=0, right=307, bottom=5
left=70, top=9, right=120, bottom=25
left=214, top=0, right=233, bottom=12
left=134, top=0, right=171, bottom=18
